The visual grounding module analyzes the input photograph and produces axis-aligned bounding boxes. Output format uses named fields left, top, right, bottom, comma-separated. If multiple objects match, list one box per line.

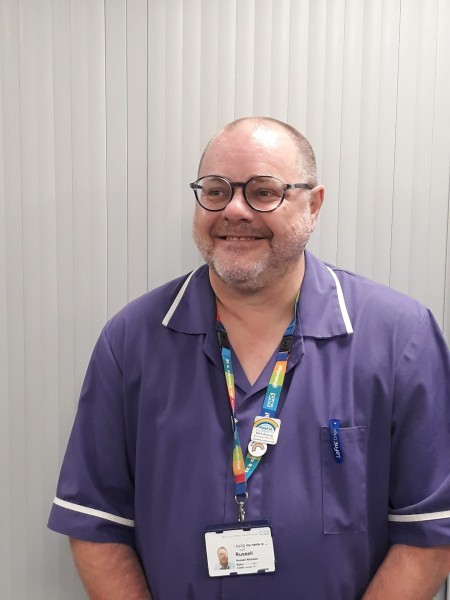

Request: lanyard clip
left=279, top=334, right=294, bottom=352
left=217, top=329, right=230, bottom=349
left=235, top=492, right=248, bottom=523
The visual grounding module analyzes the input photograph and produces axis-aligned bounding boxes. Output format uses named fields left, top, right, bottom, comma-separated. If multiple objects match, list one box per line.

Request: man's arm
left=70, top=538, right=152, bottom=600
left=362, top=544, right=450, bottom=600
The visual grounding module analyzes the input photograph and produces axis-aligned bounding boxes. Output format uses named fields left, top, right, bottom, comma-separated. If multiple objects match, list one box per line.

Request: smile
left=221, top=236, right=262, bottom=241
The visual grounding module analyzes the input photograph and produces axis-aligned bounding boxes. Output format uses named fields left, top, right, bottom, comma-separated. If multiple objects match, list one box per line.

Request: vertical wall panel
left=336, top=0, right=364, bottom=271
left=163, top=0, right=184, bottom=281
left=390, top=1, right=422, bottom=295
left=70, top=0, right=93, bottom=388
left=234, top=0, right=256, bottom=117
left=105, top=0, right=128, bottom=316
left=370, top=0, right=400, bottom=286
left=269, top=0, right=290, bottom=121
left=199, top=0, right=220, bottom=136
left=392, top=0, right=437, bottom=304
left=0, top=63, right=10, bottom=600
left=21, top=0, right=59, bottom=595
left=147, top=0, right=167, bottom=288
left=355, top=0, right=399, bottom=285
left=87, top=0, right=108, bottom=332
left=286, top=0, right=310, bottom=130
left=0, top=3, right=16, bottom=598
left=181, top=0, right=202, bottom=272
left=253, top=0, right=273, bottom=116
left=304, top=0, right=328, bottom=258
left=127, top=0, right=149, bottom=300
left=4, top=0, right=27, bottom=597
left=407, top=0, right=437, bottom=302
left=51, top=1, right=80, bottom=594
left=429, top=0, right=450, bottom=331
left=216, top=0, right=237, bottom=128
left=317, top=0, right=346, bottom=263
left=70, top=0, right=106, bottom=402
left=1, top=1, right=449, bottom=598
left=52, top=0, right=75, bottom=438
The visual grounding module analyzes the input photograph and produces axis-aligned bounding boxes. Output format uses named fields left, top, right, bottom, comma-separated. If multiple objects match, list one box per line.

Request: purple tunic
left=48, top=251, right=450, bottom=599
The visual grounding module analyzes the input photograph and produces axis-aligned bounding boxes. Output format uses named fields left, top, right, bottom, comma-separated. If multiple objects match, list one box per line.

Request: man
left=48, top=117, right=450, bottom=599
left=215, top=547, right=235, bottom=571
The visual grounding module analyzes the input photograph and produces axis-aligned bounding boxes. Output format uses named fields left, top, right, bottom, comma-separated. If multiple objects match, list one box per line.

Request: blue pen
left=329, top=419, right=344, bottom=463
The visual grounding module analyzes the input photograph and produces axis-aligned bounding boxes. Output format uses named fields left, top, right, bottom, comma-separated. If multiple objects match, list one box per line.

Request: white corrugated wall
left=0, top=1, right=449, bottom=598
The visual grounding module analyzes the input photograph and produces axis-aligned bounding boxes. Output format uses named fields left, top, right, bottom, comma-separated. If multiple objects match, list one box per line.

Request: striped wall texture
left=1, top=0, right=449, bottom=598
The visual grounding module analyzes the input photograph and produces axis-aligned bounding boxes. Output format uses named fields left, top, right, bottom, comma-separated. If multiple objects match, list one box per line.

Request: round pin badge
left=248, top=440, right=267, bottom=457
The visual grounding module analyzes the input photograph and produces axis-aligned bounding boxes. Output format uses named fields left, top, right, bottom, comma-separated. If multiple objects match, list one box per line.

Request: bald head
left=198, top=117, right=318, bottom=186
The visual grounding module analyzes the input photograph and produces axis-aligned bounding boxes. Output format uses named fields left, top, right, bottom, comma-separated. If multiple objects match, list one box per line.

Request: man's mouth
left=222, top=236, right=261, bottom=241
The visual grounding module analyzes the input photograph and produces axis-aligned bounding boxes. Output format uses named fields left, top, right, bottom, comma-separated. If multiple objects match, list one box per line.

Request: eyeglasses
left=190, top=175, right=314, bottom=213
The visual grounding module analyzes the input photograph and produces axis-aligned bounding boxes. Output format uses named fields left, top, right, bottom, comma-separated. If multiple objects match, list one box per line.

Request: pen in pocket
left=329, top=419, right=344, bottom=463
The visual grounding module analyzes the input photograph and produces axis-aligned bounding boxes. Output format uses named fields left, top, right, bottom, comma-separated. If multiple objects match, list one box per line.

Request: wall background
left=1, top=0, right=449, bottom=598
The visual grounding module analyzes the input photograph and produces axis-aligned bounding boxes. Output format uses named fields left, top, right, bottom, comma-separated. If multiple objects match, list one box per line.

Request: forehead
left=251, top=126, right=285, bottom=148
left=200, top=125, right=298, bottom=178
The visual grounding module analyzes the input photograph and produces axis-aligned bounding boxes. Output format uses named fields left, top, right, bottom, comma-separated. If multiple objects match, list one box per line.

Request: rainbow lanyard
left=216, top=301, right=298, bottom=522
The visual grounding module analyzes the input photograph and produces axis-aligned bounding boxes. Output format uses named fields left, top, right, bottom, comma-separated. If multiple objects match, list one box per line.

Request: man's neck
left=210, top=256, right=306, bottom=385
left=211, top=255, right=306, bottom=329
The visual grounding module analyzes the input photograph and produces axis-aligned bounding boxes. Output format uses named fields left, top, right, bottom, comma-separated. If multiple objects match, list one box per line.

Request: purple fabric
left=48, top=251, right=450, bottom=600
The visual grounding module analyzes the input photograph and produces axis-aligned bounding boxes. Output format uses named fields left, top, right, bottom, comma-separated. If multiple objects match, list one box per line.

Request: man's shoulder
left=325, top=261, right=427, bottom=323
left=303, top=252, right=430, bottom=342
left=105, top=265, right=209, bottom=336
left=324, top=263, right=439, bottom=357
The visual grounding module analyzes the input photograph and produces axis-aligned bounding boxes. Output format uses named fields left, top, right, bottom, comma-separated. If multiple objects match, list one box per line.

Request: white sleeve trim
left=162, top=268, right=199, bottom=327
left=53, top=497, right=135, bottom=527
left=388, top=510, right=450, bottom=523
left=325, top=266, right=354, bottom=334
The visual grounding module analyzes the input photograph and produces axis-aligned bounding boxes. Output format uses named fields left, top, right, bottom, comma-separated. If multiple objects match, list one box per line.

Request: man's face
left=217, top=547, right=229, bottom=567
left=193, top=124, right=323, bottom=291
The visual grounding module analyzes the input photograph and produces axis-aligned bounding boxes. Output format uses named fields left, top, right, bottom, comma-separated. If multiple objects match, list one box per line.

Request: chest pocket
left=321, top=426, right=368, bottom=534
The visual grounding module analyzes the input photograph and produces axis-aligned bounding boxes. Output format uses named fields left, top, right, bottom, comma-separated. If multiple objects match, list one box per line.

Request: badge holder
left=205, top=520, right=276, bottom=577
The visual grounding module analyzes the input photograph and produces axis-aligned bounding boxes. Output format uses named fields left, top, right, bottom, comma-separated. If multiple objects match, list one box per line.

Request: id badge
left=205, top=520, right=276, bottom=577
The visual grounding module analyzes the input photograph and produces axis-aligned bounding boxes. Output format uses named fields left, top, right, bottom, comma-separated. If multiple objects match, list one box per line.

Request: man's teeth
left=226, top=236, right=258, bottom=240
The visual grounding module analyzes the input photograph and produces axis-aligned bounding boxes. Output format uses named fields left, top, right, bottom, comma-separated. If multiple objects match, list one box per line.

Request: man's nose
left=222, top=186, right=254, bottom=220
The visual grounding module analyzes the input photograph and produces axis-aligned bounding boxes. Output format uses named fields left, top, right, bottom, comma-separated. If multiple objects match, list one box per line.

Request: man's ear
left=309, top=185, right=324, bottom=228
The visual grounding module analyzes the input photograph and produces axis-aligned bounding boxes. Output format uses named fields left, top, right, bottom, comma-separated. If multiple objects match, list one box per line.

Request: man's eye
left=208, top=188, right=227, bottom=196
left=256, top=188, right=277, bottom=197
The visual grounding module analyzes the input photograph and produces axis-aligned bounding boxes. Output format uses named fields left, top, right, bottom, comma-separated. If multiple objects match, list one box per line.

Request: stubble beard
left=193, top=211, right=314, bottom=292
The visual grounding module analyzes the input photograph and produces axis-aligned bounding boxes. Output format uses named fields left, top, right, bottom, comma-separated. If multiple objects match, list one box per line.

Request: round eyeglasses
left=190, top=176, right=314, bottom=213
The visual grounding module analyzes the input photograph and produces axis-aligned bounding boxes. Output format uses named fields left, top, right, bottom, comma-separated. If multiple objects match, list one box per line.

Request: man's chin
left=210, top=260, right=268, bottom=291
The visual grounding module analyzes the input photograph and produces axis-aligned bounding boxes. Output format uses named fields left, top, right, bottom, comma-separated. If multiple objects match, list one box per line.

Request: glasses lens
left=197, top=177, right=232, bottom=210
left=245, top=177, right=284, bottom=211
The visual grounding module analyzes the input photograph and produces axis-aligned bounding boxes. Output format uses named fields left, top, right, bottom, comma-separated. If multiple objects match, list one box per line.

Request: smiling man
left=192, top=120, right=319, bottom=294
left=48, top=117, right=450, bottom=599
left=215, top=547, right=235, bottom=571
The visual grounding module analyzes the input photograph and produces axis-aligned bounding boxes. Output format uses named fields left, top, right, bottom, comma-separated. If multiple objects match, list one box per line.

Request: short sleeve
left=388, top=310, right=450, bottom=546
left=47, top=327, right=136, bottom=547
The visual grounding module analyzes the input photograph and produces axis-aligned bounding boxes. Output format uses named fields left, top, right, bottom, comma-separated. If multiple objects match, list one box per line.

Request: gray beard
left=209, top=252, right=269, bottom=291
left=193, top=207, right=314, bottom=292
left=194, top=228, right=312, bottom=293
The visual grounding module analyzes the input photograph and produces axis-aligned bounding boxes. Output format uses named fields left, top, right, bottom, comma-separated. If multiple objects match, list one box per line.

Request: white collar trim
left=325, top=266, right=354, bottom=334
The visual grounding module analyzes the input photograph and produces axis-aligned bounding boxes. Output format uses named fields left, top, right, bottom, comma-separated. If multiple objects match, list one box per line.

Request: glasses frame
left=190, top=175, right=314, bottom=213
